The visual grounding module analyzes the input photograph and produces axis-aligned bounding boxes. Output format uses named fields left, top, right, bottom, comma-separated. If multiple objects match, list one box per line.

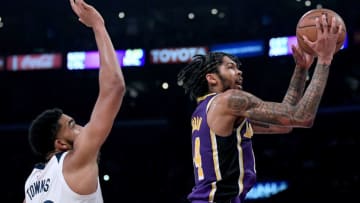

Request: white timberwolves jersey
left=24, top=151, right=103, bottom=203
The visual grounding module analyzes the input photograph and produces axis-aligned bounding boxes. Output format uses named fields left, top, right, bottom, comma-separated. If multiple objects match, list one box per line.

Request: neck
left=209, top=84, right=224, bottom=94
left=45, top=150, right=64, bottom=162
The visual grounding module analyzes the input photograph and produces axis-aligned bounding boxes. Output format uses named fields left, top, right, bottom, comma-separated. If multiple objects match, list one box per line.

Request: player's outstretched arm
left=282, top=45, right=314, bottom=106
left=68, top=0, right=125, bottom=167
left=221, top=14, right=341, bottom=129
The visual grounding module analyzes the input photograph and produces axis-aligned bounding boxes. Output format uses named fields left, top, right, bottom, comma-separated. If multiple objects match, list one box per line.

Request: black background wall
left=1, top=0, right=360, bottom=202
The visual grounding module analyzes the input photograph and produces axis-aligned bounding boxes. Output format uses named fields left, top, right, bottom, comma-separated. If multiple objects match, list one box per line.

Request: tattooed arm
left=282, top=44, right=315, bottom=105
left=282, top=66, right=308, bottom=105
left=251, top=45, right=314, bottom=133
left=234, top=14, right=341, bottom=133
left=232, top=61, right=330, bottom=129
left=208, top=14, right=341, bottom=136
left=207, top=62, right=328, bottom=136
left=250, top=120, right=293, bottom=134
left=250, top=66, right=308, bottom=134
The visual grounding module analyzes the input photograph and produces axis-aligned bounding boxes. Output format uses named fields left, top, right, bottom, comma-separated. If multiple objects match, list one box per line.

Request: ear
left=206, top=73, right=218, bottom=85
left=54, top=139, right=70, bottom=151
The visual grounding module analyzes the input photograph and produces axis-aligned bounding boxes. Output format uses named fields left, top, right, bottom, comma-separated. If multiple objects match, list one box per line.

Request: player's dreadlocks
left=177, top=52, right=241, bottom=100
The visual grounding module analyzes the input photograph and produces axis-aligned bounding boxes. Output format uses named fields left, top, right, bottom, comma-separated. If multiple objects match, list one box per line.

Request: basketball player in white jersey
left=23, top=0, right=126, bottom=202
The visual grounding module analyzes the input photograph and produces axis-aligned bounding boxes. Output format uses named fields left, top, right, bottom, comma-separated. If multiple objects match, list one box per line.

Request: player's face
left=217, top=56, right=243, bottom=91
left=56, top=114, right=83, bottom=149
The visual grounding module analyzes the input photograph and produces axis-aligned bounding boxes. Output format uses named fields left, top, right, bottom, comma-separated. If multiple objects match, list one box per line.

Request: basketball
left=296, top=8, right=347, bottom=56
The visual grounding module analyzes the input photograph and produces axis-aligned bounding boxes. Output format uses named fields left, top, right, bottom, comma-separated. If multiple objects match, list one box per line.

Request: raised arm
left=239, top=60, right=329, bottom=127
left=251, top=66, right=308, bottom=133
left=251, top=43, right=314, bottom=133
left=223, top=15, right=342, bottom=129
left=67, top=0, right=125, bottom=167
left=282, top=45, right=314, bottom=105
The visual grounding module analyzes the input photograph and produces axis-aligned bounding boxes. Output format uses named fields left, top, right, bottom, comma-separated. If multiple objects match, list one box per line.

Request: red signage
left=6, top=53, right=62, bottom=71
left=150, top=46, right=208, bottom=64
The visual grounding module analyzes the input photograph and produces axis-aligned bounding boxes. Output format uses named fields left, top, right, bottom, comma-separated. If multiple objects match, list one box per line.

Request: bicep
left=224, top=89, right=296, bottom=126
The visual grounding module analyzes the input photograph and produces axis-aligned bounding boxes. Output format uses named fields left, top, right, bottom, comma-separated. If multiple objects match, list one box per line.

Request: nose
left=237, top=69, right=242, bottom=76
left=75, top=124, right=83, bottom=134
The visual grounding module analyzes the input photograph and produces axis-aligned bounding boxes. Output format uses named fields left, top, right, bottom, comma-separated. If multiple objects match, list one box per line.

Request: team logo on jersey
left=244, top=122, right=253, bottom=138
left=192, top=116, right=202, bottom=132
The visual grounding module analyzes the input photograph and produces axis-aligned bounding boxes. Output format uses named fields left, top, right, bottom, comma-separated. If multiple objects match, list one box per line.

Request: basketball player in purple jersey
left=177, top=15, right=342, bottom=203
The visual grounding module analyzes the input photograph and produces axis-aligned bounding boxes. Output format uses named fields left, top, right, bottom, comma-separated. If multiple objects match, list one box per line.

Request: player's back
left=24, top=151, right=103, bottom=203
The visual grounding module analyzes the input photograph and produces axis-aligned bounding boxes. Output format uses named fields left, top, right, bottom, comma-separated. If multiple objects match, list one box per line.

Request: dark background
left=1, top=0, right=360, bottom=202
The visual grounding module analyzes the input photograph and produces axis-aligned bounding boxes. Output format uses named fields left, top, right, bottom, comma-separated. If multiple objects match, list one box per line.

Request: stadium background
left=0, top=0, right=359, bottom=202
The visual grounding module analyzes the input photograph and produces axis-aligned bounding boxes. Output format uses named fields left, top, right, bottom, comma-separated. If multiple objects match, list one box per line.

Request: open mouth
left=236, top=79, right=243, bottom=89
left=236, top=81, right=243, bottom=89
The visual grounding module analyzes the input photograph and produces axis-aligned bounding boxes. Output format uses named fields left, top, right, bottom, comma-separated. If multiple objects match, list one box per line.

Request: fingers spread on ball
left=330, top=16, right=337, bottom=34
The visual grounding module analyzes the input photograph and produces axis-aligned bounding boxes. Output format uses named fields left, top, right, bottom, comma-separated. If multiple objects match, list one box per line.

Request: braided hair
left=177, top=52, right=241, bottom=100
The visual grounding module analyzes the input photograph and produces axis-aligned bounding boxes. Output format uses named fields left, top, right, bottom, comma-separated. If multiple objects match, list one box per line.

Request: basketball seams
left=297, top=25, right=346, bottom=32
left=295, top=8, right=346, bottom=56
left=297, top=25, right=317, bottom=29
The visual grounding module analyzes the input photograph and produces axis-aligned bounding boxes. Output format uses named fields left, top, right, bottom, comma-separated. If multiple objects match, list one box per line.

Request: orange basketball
left=296, top=8, right=347, bottom=56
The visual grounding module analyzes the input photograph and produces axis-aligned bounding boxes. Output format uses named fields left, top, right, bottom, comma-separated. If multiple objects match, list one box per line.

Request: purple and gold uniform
left=188, top=93, right=256, bottom=203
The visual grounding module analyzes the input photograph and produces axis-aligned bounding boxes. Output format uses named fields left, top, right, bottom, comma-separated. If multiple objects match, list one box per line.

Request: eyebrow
left=227, top=62, right=236, bottom=66
left=68, top=119, right=75, bottom=127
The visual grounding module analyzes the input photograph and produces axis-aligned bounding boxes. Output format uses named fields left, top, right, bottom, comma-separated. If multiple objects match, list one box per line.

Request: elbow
left=293, top=117, right=314, bottom=128
left=304, top=118, right=315, bottom=128
left=115, top=79, right=126, bottom=98
left=291, top=106, right=315, bottom=128
left=104, top=75, right=126, bottom=98
left=299, top=113, right=315, bottom=128
left=120, top=84, right=126, bottom=97
left=285, top=127, right=293, bottom=134
left=112, top=73, right=126, bottom=96
left=117, top=78, right=126, bottom=96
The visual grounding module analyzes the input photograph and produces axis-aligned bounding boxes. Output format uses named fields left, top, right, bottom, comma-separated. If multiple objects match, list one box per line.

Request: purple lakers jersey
left=188, top=93, right=256, bottom=203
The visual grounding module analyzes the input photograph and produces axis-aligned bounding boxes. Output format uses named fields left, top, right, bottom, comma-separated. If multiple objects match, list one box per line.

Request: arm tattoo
left=251, top=120, right=271, bottom=128
left=251, top=120, right=293, bottom=134
left=282, top=66, right=308, bottom=105
left=227, top=93, right=252, bottom=114
left=228, top=91, right=292, bottom=125
left=248, top=102, right=293, bottom=125
left=227, top=63, right=329, bottom=127
left=294, top=63, right=330, bottom=120
left=251, top=63, right=330, bottom=126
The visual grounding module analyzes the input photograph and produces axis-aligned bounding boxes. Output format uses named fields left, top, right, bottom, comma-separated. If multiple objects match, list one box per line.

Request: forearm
left=239, top=62, right=329, bottom=127
left=93, top=25, right=125, bottom=92
left=84, top=25, right=126, bottom=151
left=282, top=66, right=308, bottom=105
left=251, top=120, right=293, bottom=134
left=89, top=25, right=125, bottom=126
left=293, top=62, right=330, bottom=122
